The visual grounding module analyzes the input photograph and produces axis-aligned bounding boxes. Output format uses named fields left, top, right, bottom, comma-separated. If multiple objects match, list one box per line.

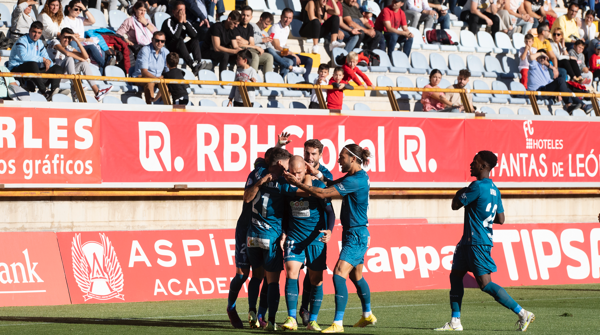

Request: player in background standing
left=435, top=151, right=535, bottom=332
left=283, top=144, right=375, bottom=333
left=281, top=156, right=336, bottom=331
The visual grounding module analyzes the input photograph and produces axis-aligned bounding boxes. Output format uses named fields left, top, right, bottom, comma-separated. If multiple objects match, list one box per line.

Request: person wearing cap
left=341, top=0, right=382, bottom=51
left=427, top=0, right=451, bottom=29
left=374, top=0, right=414, bottom=58
left=404, top=0, right=437, bottom=29
left=528, top=49, right=588, bottom=114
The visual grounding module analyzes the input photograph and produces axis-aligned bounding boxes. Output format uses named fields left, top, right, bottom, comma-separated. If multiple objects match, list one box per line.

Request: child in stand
left=590, top=42, right=600, bottom=81
left=161, top=52, right=190, bottom=105
left=228, top=49, right=258, bottom=107
left=360, top=4, right=375, bottom=28
left=327, top=66, right=354, bottom=109
left=343, top=51, right=375, bottom=90
left=309, top=64, right=329, bottom=109
left=518, top=33, right=536, bottom=89
left=570, top=39, right=592, bottom=85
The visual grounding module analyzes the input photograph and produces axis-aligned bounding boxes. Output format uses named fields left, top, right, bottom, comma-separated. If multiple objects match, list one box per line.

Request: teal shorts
left=339, top=227, right=370, bottom=267
left=451, top=244, right=497, bottom=277
left=284, top=240, right=327, bottom=271
left=247, top=234, right=283, bottom=272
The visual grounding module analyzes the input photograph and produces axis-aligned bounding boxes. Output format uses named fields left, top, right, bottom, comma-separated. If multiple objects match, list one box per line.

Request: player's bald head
left=290, top=155, right=305, bottom=170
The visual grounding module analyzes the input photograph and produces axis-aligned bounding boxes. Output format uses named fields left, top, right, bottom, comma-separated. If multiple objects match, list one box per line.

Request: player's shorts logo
left=71, top=233, right=125, bottom=301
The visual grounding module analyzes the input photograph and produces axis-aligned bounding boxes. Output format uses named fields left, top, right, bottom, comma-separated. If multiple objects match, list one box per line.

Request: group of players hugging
left=224, top=134, right=535, bottom=333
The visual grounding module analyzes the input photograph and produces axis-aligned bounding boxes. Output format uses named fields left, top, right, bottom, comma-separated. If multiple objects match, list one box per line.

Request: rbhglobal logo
left=398, top=127, right=437, bottom=173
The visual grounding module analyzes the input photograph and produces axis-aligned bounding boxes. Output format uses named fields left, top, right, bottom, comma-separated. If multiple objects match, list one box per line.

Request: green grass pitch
left=0, top=284, right=599, bottom=334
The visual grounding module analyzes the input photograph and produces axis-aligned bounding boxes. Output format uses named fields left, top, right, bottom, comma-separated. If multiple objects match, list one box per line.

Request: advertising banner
left=56, top=223, right=600, bottom=304
left=0, top=232, right=71, bottom=306
left=0, top=108, right=101, bottom=183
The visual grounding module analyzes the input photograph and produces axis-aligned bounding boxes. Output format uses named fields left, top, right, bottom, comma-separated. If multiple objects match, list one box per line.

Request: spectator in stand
left=590, top=42, right=600, bottom=79
left=528, top=49, right=588, bottom=114
left=251, top=12, right=303, bottom=78
left=162, top=52, right=190, bottom=105
left=132, top=31, right=169, bottom=104
left=116, top=2, right=157, bottom=51
left=8, top=22, right=63, bottom=100
left=47, top=28, right=112, bottom=102
left=61, top=0, right=106, bottom=72
left=341, top=0, right=382, bottom=51
left=40, top=0, right=63, bottom=41
left=550, top=27, right=583, bottom=82
left=421, top=69, right=458, bottom=112
left=269, top=8, right=313, bottom=81
left=228, top=49, right=258, bottom=107
left=201, top=11, right=242, bottom=75
left=426, top=0, right=451, bottom=30
left=343, top=51, right=374, bottom=89
left=533, top=22, right=558, bottom=67
left=339, top=0, right=362, bottom=52
left=327, top=66, right=354, bottom=109
left=309, top=64, right=329, bottom=109
left=109, top=0, right=129, bottom=12
left=523, top=0, right=546, bottom=29
left=141, top=0, right=167, bottom=16
left=11, top=0, right=36, bottom=38
left=374, top=0, right=414, bottom=58
left=542, top=0, right=557, bottom=28
left=404, top=0, right=438, bottom=29
left=445, top=69, right=473, bottom=112
left=207, top=0, right=225, bottom=22
left=299, top=0, right=346, bottom=53
left=460, top=0, right=501, bottom=37
left=325, top=0, right=351, bottom=51
left=519, top=33, right=536, bottom=88
left=182, top=0, right=211, bottom=39
left=550, top=2, right=579, bottom=49
left=161, top=1, right=206, bottom=76
left=236, top=6, right=274, bottom=74
left=569, top=39, right=589, bottom=76
left=496, top=0, right=533, bottom=36
left=582, top=10, right=598, bottom=62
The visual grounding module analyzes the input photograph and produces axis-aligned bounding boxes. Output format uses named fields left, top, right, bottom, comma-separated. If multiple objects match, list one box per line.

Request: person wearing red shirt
left=374, top=0, right=414, bottom=58
left=327, top=67, right=355, bottom=109
left=342, top=51, right=375, bottom=88
left=590, top=42, right=600, bottom=80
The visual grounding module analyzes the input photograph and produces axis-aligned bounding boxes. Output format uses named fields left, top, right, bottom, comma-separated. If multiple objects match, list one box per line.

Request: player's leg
left=282, top=260, right=303, bottom=330
left=263, top=238, right=284, bottom=330
left=299, top=269, right=312, bottom=326
left=305, top=242, right=326, bottom=331
left=350, top=264, right=375, bottom=327
left=435, top=245, right=468, bottom=331
left=247, top=267, right=264, bottom=328
left=257, top=276, right=269, bottom=327
left=246, top=244, right=268, bottom=328
left=227, top=266, right=250, bottom=328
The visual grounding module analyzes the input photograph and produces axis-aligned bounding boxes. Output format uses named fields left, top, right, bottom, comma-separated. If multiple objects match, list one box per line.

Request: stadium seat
left=495, top=32, right=517, bottom=54
left=472, top=80, right=492, bottom=103
left=362, top=1, right=381, bottom=16
left=29, top=92, right=47, bottom=102
left=199, top=69, right=230, bottom=95
left=410, top=52, right=430, bottom=74
left=396, top=76, right=420, bottom=99
left=354, top=103, right=371, bottom=110
left=200, top=99, right=218, bottom=106
left=409, top=27, right=438, bottom=50
left=182, top=69, right=209, bottom=94
left=517, top=108, right=533, bottom=115
left=501, top=56, right=520, bottom=78
left=109, top=10, right=128, bottom=30
left=52, top=94, right=72, bottom=103
left=263, top=72, right=303, bottom=97
left=332, top=48, right=348, bottom=67
left=391, top=50, right=411, bottom=70
left=370, top=49, right=395, bottom=72
left=499, top=107, right=516, bottom=115
left=555, top=109, right=570, bottom=116
left=539, top=108, right=552, bottom=116
left=266, top=0, right=283, bottom=14
left=458, top=30, right=477, bottom=52
left=342, top=103, right=350, bottom=110
left=104, top=65, right=129, bottom=91
left=286, top=73, right=310, bottom=96
left=491, top=81, right=521, bottom=104
left=222, top=100, right=229, bottom=107
left=308, top=73, right=318, bottom=83
left=429, top=53, right=449, bottom=75
left=466, top=55, right=486, bottom=77
left=253, top=102, right=263, bottom=108
left=290, top=19, right=303, bottom=38
left=85, top=8, right=108, bottom=30
left=284, top=0, right=303, bottom=12
left=154, top=12, right=171, bottom=31
left=441, top=29, right=459, bottom=52
left=447, top=54, right=465, bottom=76
left=416, top=77, right=428, bottom=88
left=512, top=33, right=525, bottom=50
left=439, top=78, right=451, bottom=88
left=509, top=81, right=529, bottom=102
left=290, top=101, right=307, bottom=108
left=102, top=96, right=122, bottom=104
left=86, top=95, right=98, bottom=103
left=0, top=4, right=12, bottom=28
left=483, top=56, right=505, bottom=78
left=267, top=100, right=284, bottom=108
left=573, top=109, right=589, bottom=117
left=376, top=75, right=401, bottom=99
left=480, top=106, right=495, bottom=114
left=0, top=50, right=9, bottom=57
left=476, top=31, right=502, bottom=53
left=127, top=96, right=146, bottom=104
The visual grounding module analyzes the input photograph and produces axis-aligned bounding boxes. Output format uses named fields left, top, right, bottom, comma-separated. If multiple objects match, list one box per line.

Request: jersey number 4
left=482, top=202, right=497, bottom=228
left=252, top=191, right=270, bottom=217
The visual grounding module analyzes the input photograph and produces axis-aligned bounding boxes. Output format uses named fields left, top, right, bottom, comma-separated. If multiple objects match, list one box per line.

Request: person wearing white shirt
left=404, top=0, right=436, bottom=29
left=11, top=0, right=36, bottom=37
left=40, top=0, right=64, bottom=40
left=61, top=0, right=106, bottom=71
left=583, top=10, right=599, bottom=64
left=268, top=8, right=312, bottom=81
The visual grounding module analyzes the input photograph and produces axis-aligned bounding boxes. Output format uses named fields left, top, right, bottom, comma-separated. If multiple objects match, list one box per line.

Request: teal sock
left=285, top=278, right=298, bottom=318
left=482, top=282, right=522, bottom=314
left=333, top=274, right=347, bottom=322
left=449, top=273, right=464, bottom=318
left=267, top=282, right=280, bottom=324
left=309, top=284, right=323, bottom=322
left=351, top=278, right=371, bottom=313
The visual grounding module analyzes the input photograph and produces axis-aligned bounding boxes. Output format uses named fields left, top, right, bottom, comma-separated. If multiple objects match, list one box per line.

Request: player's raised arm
left=243, top=173, right=272, bottom=203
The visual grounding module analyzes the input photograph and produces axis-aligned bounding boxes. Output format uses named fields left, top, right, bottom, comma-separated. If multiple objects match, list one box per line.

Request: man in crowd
left=551, top=2, right=580, bottom=49
left=404, top=0, right=437, bottom=29
left=342, top=0, right=382, bottom=51
left=236, top=6, right=274, bottom=74
left=445, top=69, right=473, bottom=113
left=374, top=0, right=414, bottom=58
left=251, top=12, right=299, bottom=77
left=8, top=21, right=63, bottom=100
left=131, top=31, right=169, bottom=104
left=427, top=0, right=451, bottom=30
left=201, top=11, right=242, bottom=75
left=269, top=8, right=312, bottom=81
left=533, top=22, right=558, bottom=68
left=162, top=1, right=206, bottom=76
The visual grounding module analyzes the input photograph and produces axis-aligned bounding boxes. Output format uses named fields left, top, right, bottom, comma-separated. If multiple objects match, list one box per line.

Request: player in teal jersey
left=283, top=144, right=375, bottom=333
left=435, top=151, right=535, bottom=332
left=280, top=156, right=336, bottom=331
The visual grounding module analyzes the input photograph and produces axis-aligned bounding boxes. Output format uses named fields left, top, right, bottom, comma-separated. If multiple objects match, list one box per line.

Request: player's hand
left=283, top=170, right=300, bottom=186
left=280, top=233, right=286, bottom=250
left=320, top=230, right=332, bottom=243
left=278, top=132, right=292, bottom=146
left=367, top=236, right=371, bottom=247
left=259, top=173, right=273, bottom=186
left=305, top=161, right=319, bottom=177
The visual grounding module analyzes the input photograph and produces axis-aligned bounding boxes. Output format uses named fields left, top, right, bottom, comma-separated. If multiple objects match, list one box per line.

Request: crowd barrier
left=0, top=222, right=598, bottom=307
left=1, top=72, right=600, bottom=115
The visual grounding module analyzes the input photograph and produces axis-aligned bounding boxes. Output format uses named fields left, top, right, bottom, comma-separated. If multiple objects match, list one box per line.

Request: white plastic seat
left=512, top=33, right=525, bottom=50
left=376, top=75, right=400, bottom=99
left=354, top=103, right=370, bottom=110
left=85, top=8, right=108, bottom=29
left=495, top=32, right=517, bottom=54
left=476, top=31, right=502, bottom=53
left=458, top=30, right=477, bottom=52
left=409, top=27, right=438, bottom=50
left=466, top=55, right=485, bottom=77
left=447, top=54, right=465, bottom=76
left=109, top=10, right=128, bottom=30
left=472, top=80, right=492, bottom=103
left=52, top=94, right=73, bottom=103
left=409, top=52, right=429, bottom=74
left=127, top=96, right=146, bottom=104
left=85, top=95, right=98, bottom=103
left=332, top=48, right=348, bottom=67
left=500, top=107, right=516, bottom=115
left=441, top=29, right=459, bottom=52
left=480, top=106, right=495, bottom=114
left=267, top=100, right=284, bottom=108
left=104, top=65, right=129, bottom=91
left=200, top=99, right=218, bottom=106
left=572, top=109, right=589, bottom=117
left=429, top=53, right=449, bottom=74
left=262, top=72, right=303, bottom=97
left=154, top=12, right=171, bottom=30
left=391, top=50, right=411, bottom=70
left=555, top=109, right=570, bottom=116
left=29, top=92, right=47, bottom=102
left=517, top=108, right=533, bottom=115
left=102, top=96, right=122, bottom=104
left=290, top=101, right=307, bottom=108
left=396, top=76, right=420, bottom=99
left=342, top=103, right=350, bottom=110
left=198, top=69, right=230, bottom=95
left=0, top=4, right=11, bottom=28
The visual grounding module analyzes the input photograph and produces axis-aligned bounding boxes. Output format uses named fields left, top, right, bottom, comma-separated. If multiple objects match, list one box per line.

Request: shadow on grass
left=511, top=287, right=600, bottom=292
left=0, top=316, right=233, bottom=330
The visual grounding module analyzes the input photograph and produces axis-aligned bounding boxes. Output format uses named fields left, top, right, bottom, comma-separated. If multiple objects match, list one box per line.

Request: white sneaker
left=329, top=40, right=346, bottom=51
left=434, top=321, right=463, bottom=331
left=292, top=66, right=306, bottom=74
left=515, top=311, right=535, bottom=332
left=95, top=85, right=113, bottom=102
left=311, top=45, right=319, bottom=54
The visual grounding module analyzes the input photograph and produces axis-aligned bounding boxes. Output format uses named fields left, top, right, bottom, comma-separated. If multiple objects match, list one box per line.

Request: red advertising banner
left=0, top=232, right=71, bottom=306
left=0, top=108, right=101, bottom=183
left=56, top=223, right=600, bottom=304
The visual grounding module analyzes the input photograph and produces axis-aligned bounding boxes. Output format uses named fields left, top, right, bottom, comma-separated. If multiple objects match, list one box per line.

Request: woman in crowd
left=61, top=0, right=106, bottom=70
left=116, top=1, right=157, bottom=53
left=420, top=69, right=458, bottom=112
left=40, top=0, right=64, bottom=40
left=550, top=27, right=583, bottom=82
left=299, top=0, right=346, bottom=54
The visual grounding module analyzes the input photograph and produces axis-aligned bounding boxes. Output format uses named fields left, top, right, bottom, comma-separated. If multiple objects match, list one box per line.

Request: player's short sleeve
left=245, top=170, right=259, bottom=189
left=320, top=166, right=333, bottom=180
left=333, top=175, right=360, bottom=197
left=459, top=181, right=480, bottom=206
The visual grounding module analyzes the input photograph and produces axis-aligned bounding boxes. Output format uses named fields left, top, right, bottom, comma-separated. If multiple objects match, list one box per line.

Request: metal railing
left=0, top=71, right=599, bottom=116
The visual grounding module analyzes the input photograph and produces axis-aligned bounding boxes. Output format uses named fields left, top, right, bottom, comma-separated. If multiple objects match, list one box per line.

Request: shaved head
left=289, top=155, right=307, bottom=181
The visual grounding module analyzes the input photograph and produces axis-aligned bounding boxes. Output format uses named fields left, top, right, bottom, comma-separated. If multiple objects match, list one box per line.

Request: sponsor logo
left=523, top=120, right=563, bottom=150
left=139, top=122, right=185, bottom=172
left=398, top=127, right=437, bottom=173
left=71, top=233, right=124, bottom=301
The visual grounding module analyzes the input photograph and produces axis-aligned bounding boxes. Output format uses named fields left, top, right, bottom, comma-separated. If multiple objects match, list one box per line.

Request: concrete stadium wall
left=1, top=195, right=598, bottom=232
